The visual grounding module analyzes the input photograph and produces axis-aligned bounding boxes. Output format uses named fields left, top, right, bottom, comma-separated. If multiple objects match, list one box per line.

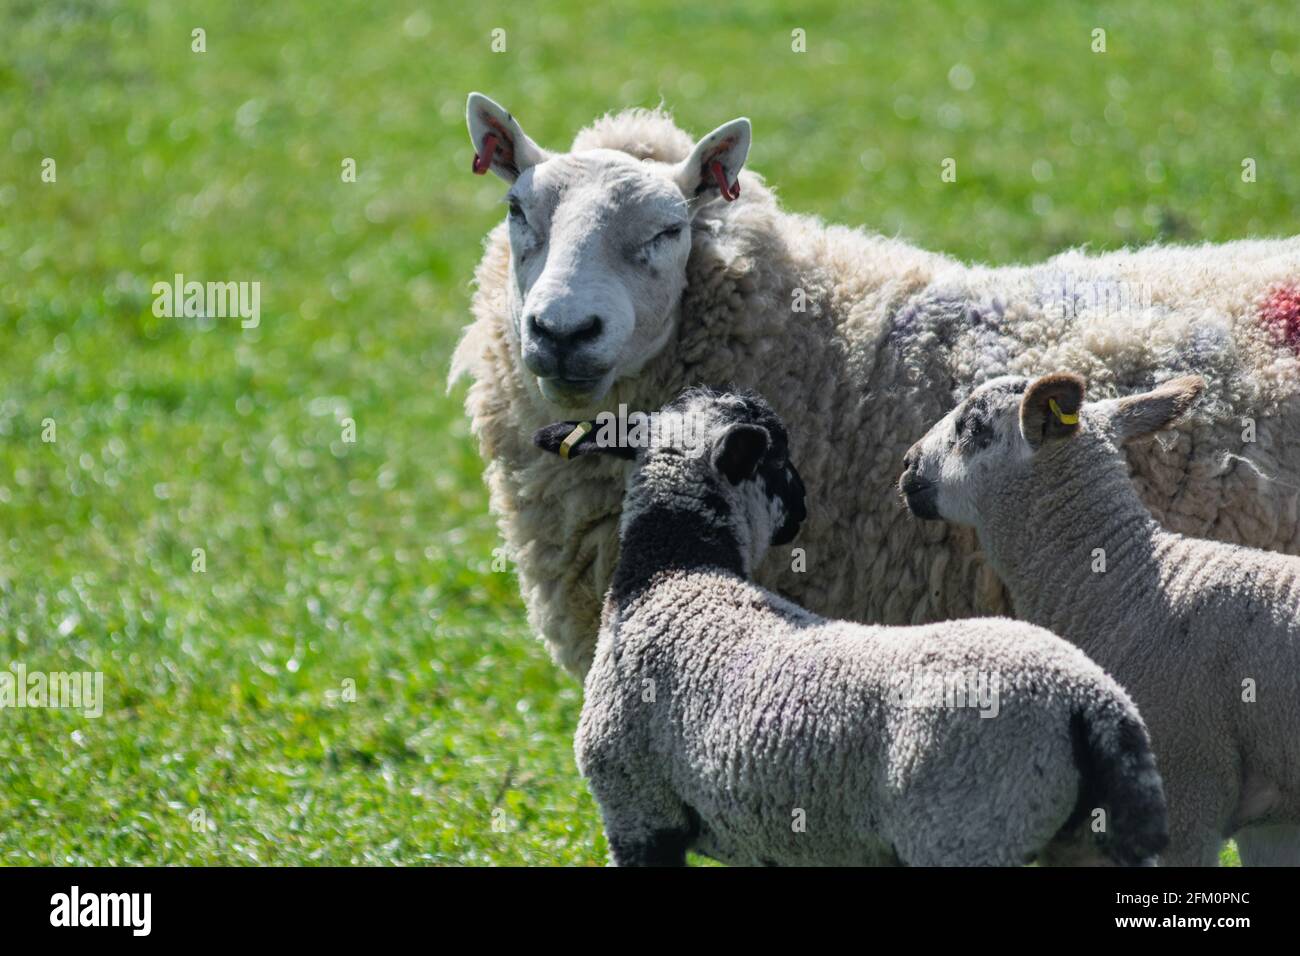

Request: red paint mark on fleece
left=1259, top=284, right=1300, bottom=353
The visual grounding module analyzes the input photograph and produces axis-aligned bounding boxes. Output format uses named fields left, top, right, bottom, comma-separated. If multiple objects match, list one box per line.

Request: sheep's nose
left=526, top=313, right=604, bottom=349
left=902, top=444, right=920, bottom=473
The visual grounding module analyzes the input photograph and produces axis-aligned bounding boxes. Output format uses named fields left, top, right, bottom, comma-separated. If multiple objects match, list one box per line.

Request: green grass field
left=2, top=0, right=1295, bottom=865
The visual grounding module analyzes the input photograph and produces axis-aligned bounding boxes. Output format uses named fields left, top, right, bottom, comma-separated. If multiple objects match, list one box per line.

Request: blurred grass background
left=1, top=0, right=1294, bottom=864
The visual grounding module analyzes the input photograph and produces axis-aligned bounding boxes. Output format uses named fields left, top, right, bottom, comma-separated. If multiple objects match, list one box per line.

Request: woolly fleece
left=453, top=106, right=1300, bottom=677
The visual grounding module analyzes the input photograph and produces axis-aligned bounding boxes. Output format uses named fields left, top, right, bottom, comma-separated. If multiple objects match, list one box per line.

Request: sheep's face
left=899, top=372, right=1206, bottom=528
left=468, top=93, right=751, bottom=409
left=505, top=152, right=692, bottom=406
left=532, top=388, right=807, bottom=569
left=898, top=375, right=1069, bottom=527
left=660, top=389, right=808, bottom=566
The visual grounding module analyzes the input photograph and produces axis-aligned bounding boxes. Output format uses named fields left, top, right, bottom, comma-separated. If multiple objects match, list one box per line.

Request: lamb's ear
left=1020, top=373, right=1086, bottom=451
left=466, top=92, right=549, bottom=183
left=532, top=421, right=635, bottom=461
left=711, top=423, right=770, bottom=485
left=1106, top=375, right=1205, bottom=442
left=674, top=118, right=751, bottom=209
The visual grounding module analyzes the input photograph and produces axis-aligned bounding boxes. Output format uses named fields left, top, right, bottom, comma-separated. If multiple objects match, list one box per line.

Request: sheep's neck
left=978, top=457, right=1166, bottom=656
left=610, top=488, right=747, bottom=609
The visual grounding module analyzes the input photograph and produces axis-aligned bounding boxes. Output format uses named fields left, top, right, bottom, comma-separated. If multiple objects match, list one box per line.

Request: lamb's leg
left=1150, top=748, right=1235, bottom=866
left=1159, top=785, right=1227, bottom=868
left=1158, top=821, right=1225, bottom=867
left=1235, top=824, right=1300, bottom=866
left=607, top=826, right=693, bottom=867
left=592, top=778, right=696, bottom=867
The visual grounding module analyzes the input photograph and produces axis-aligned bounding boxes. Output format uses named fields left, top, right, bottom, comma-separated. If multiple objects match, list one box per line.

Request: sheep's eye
left=647, top=224, right=683, bottom=247
left=958, top=415, right=989, bottom=446
left=506, top=198, right=528, bottom=225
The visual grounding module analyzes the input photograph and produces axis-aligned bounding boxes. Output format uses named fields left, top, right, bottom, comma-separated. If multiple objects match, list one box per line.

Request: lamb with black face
left=532, top=386, right=808, bottom=572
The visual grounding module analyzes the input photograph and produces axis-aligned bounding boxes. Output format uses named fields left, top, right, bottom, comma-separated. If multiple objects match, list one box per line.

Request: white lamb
left=900, top=372, right=1300, bottom=865
left=454, top=92, right=1300, bottom=679
left=535, top=387, right=1169, bottom=867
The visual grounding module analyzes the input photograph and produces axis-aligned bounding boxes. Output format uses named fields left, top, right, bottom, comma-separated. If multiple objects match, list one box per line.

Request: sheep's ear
left=674, top=118, right=751, bottom=209
left=532, top=421, right=634, bottom=461
left=466, top=92, right=550, bottom=183
left=711, top=423, right=770, bottom=485
left=1106, top=376, right=1205, bottom=442
left=1020, top=373, right=1086, bottom=451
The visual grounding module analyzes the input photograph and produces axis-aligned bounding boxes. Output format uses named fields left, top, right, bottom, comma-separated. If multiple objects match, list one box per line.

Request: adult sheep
left=453, top=92, right=1300, bottom=678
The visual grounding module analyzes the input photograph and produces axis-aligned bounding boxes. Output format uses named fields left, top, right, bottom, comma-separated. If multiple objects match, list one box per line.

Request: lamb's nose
left=902, top=439, right=925, bottom=474
left=526, top=313, right=604, bottom=349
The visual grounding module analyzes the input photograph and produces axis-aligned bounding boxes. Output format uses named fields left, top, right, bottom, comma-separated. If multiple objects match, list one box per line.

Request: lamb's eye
left=959, top=415, right=989, bottom=446
left=506, top=198, right=528, bottom=225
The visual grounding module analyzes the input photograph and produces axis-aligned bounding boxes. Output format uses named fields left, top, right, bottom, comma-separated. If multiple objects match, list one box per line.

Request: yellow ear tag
left=1049, top=398, right=1079, bottom=426
left=559, top=421, right=594, bottom=460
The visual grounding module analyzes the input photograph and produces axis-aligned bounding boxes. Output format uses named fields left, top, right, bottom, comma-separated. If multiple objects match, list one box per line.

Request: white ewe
left=454, top=92, right=1300, bottom=677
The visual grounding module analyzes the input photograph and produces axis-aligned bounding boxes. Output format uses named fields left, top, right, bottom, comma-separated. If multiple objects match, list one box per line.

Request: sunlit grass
left=3, top=0, right=1292, bottom=864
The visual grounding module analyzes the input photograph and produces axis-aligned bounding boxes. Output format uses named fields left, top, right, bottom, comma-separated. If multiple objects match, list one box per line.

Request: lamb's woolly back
left=456, top=101, right=1300, bottom=676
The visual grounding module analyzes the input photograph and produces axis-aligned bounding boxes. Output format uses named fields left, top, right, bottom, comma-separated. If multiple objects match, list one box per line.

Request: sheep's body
left=584, top=575, right=1167, bottom=866
left=454, top=106, right=1300, bottom=677
left=569, top=398, right=1168, bottom=868
left=900, top=373, right=1300, bottom=865
left=980, top=444, right=1300, bottom=866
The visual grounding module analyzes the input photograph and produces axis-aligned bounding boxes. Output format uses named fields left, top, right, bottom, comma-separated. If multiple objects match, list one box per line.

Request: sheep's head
left=899, top=372, right=1205, bottom=527
left=532, top=388, right=806, bottom=569
left=468, top=93, right=751, bottom=408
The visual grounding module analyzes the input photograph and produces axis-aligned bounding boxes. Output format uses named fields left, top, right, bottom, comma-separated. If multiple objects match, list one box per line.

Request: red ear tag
left=473, top=133, right=499, bottom=175
left=709, top=159, right=740, bottom=201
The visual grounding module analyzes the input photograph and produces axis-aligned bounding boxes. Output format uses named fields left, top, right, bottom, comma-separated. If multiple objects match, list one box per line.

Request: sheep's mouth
left=538, top=373, right=610, bottom=407
left=899, top=477, right=940, bottom=520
